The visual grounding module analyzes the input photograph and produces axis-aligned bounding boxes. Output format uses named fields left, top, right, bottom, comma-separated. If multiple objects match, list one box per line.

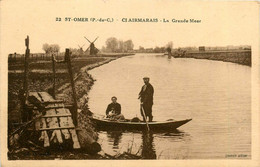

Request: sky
left=0, top=0, right=258, bottom=54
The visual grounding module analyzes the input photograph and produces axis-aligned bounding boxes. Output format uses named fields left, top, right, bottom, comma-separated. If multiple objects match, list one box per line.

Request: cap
left=143, top=77, right=150, bottom=79
left=111, top=96, right=117, bottom=100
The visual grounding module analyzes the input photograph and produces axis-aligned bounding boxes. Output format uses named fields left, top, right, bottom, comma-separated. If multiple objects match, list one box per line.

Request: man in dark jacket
left=106, top=96, right=121, bottom=118
left=138, top=77, right=154, bottom=122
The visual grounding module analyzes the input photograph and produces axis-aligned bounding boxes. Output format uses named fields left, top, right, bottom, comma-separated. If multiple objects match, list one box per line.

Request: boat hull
left=89, top=115, right=192, bottom=131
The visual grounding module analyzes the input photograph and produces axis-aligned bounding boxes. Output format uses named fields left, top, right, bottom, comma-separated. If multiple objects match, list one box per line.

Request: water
left=88, top=54, right=251, bottom=159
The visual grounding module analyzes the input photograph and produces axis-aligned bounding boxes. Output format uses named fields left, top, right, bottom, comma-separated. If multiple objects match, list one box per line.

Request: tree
left=101, top=46, right=106, bottom=52
left=153, top=46, right=165, bottom=53
left=118, top=40, right=125, bottom=52
left=139, top=46, right=144, bottom=50
left=166, top=41, right=173, bottom=49
left=153, top=46, right=161, bottom=53
left=42, top=43, right=60, bottom=54
left=105, top=37, right=118, bottom=52
left=124, top=40, right=134, bottom=51
left=42, top=43, right=50, bottom=54
left=166, top=41, right=173, bottom=53
left=51, top=44, right=60, bottom=53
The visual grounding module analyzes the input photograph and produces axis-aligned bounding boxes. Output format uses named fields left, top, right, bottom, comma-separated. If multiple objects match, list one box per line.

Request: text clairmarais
left=55, top=17, right=202, bottom=23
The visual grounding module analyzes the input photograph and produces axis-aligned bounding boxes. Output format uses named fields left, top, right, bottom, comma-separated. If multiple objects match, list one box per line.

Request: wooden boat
left=89, top=114, right=192, bottom=131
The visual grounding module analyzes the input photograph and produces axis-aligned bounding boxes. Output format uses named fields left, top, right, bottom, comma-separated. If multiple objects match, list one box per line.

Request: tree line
left=138, top=41, right=173, bottom=53
left=102, top=37, right=134, bottom=53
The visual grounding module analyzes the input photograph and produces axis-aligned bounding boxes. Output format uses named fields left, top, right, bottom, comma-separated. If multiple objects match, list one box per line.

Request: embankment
left=174, top=50, right=251, bottom=66
left=8, top=53, right=140, bottom=159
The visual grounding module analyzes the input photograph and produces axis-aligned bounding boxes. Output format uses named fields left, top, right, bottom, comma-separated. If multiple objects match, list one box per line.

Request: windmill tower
left=77, top=44, right=85, bottom=55
left=84, top=36, right=99, bottom=56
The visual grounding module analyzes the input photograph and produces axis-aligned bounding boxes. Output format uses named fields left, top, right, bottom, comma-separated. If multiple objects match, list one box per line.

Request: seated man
left=106, top=96, right=124, bottom=121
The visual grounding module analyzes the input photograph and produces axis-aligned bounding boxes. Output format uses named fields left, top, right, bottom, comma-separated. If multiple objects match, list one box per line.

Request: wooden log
left=52, top=54, right=56, bottom=99
left=23, top=36, right=30, bottom=101
left=77, top=129, right=101, bottom=154
left=65, top=49, right=78, bottom=126
left=21, top=36, right=30, bottom=122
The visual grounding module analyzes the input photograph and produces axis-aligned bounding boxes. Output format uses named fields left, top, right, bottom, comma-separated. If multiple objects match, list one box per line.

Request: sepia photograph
left=0, top=0, right=259, bottom=166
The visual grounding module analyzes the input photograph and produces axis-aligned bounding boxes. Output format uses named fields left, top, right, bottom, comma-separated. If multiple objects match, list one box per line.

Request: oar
left=141, top=103, right=150, bottom=131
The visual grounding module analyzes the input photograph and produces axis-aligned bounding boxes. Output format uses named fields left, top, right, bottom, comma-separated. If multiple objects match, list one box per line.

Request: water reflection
left=107, top=131, right=123, bottom=149
left=90, top=54, right=251, bottom=159
left=141, top=131, right=156, bottom=159
left=102, top=129, right=191, bottom=159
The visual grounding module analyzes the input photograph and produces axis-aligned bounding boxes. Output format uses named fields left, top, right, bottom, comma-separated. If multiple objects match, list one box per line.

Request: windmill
left=84, top=36, right=99, bottom=56
left=77, top=44, right=85, bottom=55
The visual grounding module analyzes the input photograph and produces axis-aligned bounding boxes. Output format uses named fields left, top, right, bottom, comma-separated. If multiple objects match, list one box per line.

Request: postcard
left=1, top=0, right=259, bottom=166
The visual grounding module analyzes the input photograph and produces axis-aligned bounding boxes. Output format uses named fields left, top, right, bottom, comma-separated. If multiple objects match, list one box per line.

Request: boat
left=89, top=114, right=192, bottom=131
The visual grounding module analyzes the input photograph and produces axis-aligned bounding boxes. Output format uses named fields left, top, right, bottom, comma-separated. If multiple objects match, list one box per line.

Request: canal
left=88, top=53, right=251, bottom=159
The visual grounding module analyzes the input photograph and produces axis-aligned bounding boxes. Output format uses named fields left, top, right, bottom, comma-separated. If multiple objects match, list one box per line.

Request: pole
left=14, top=52, right=17, bottom=63
left=22, top=36, right=30, bottom=122
left=65, top=49, right=78, bottom=126
left=51, top=54, right=56, bottom=99
left=141, top=104, right=150, bottom=131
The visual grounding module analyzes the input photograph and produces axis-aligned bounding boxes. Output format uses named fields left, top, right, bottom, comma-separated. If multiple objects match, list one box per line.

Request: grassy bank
left=173, top=50, right=251, bottom=66
left=8, top=53, right=141, bottom=160
left=8, top=57, right=108, bottom=123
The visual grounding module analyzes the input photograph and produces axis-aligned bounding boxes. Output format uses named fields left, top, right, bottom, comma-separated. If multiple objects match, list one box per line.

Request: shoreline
left=172, top=50, right=251, bottom=66
left=53, top=54, right=140, bottom=159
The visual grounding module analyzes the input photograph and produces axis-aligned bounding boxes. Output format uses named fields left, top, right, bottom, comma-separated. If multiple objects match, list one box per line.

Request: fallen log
left=77, top=129, right=101, bottom=155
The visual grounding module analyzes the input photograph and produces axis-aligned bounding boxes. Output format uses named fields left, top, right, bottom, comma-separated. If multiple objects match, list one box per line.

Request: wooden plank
left=67, top=115, right=80, bottom=149
left=28, top=94, right=63, bottom=104
left=59, top=119, right=71, bottom=140
left=42, top=114, right=71, bottom=118
left=46, top=109, right=63, bottom=144
left=45, top=103, right=65, bottom=109
left=56, top=107, right=71, bottom=115
left=38, top=118, right=50, bottom=147
left=40, top=126, right=75, bottom=131
left=45, top=116, right=57, bottom=143
left=45, top=104, right=73, bottom=109
left=45, top=108, right=69, bottom=114
left=57, top=107, right=80, bottom=148
left=57, top=108, right=72, bottom=140
left=37, top=92, right=55, bottom=102
left=69, top=129, right=80, bottom=149
left=44, top=100, right=64, bottom=104
left=28, top=92, right=43, bottom=103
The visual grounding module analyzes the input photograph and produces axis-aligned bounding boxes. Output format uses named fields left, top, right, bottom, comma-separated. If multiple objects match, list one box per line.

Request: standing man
left=138, top=77, right=154, bottom=122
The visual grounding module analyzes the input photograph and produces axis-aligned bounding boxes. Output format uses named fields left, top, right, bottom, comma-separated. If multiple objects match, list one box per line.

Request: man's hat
left=111, top=96, right=117, bottom=100
left=143, top=77, right=150, bottom=79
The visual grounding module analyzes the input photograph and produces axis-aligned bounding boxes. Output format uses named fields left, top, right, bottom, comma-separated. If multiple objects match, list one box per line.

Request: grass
left=8, top=56, right=110, bottom=124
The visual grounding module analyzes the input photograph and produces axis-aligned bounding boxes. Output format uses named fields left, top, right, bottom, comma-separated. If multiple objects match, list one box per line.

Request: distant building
left=199, top=46, right=205, bottom=51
